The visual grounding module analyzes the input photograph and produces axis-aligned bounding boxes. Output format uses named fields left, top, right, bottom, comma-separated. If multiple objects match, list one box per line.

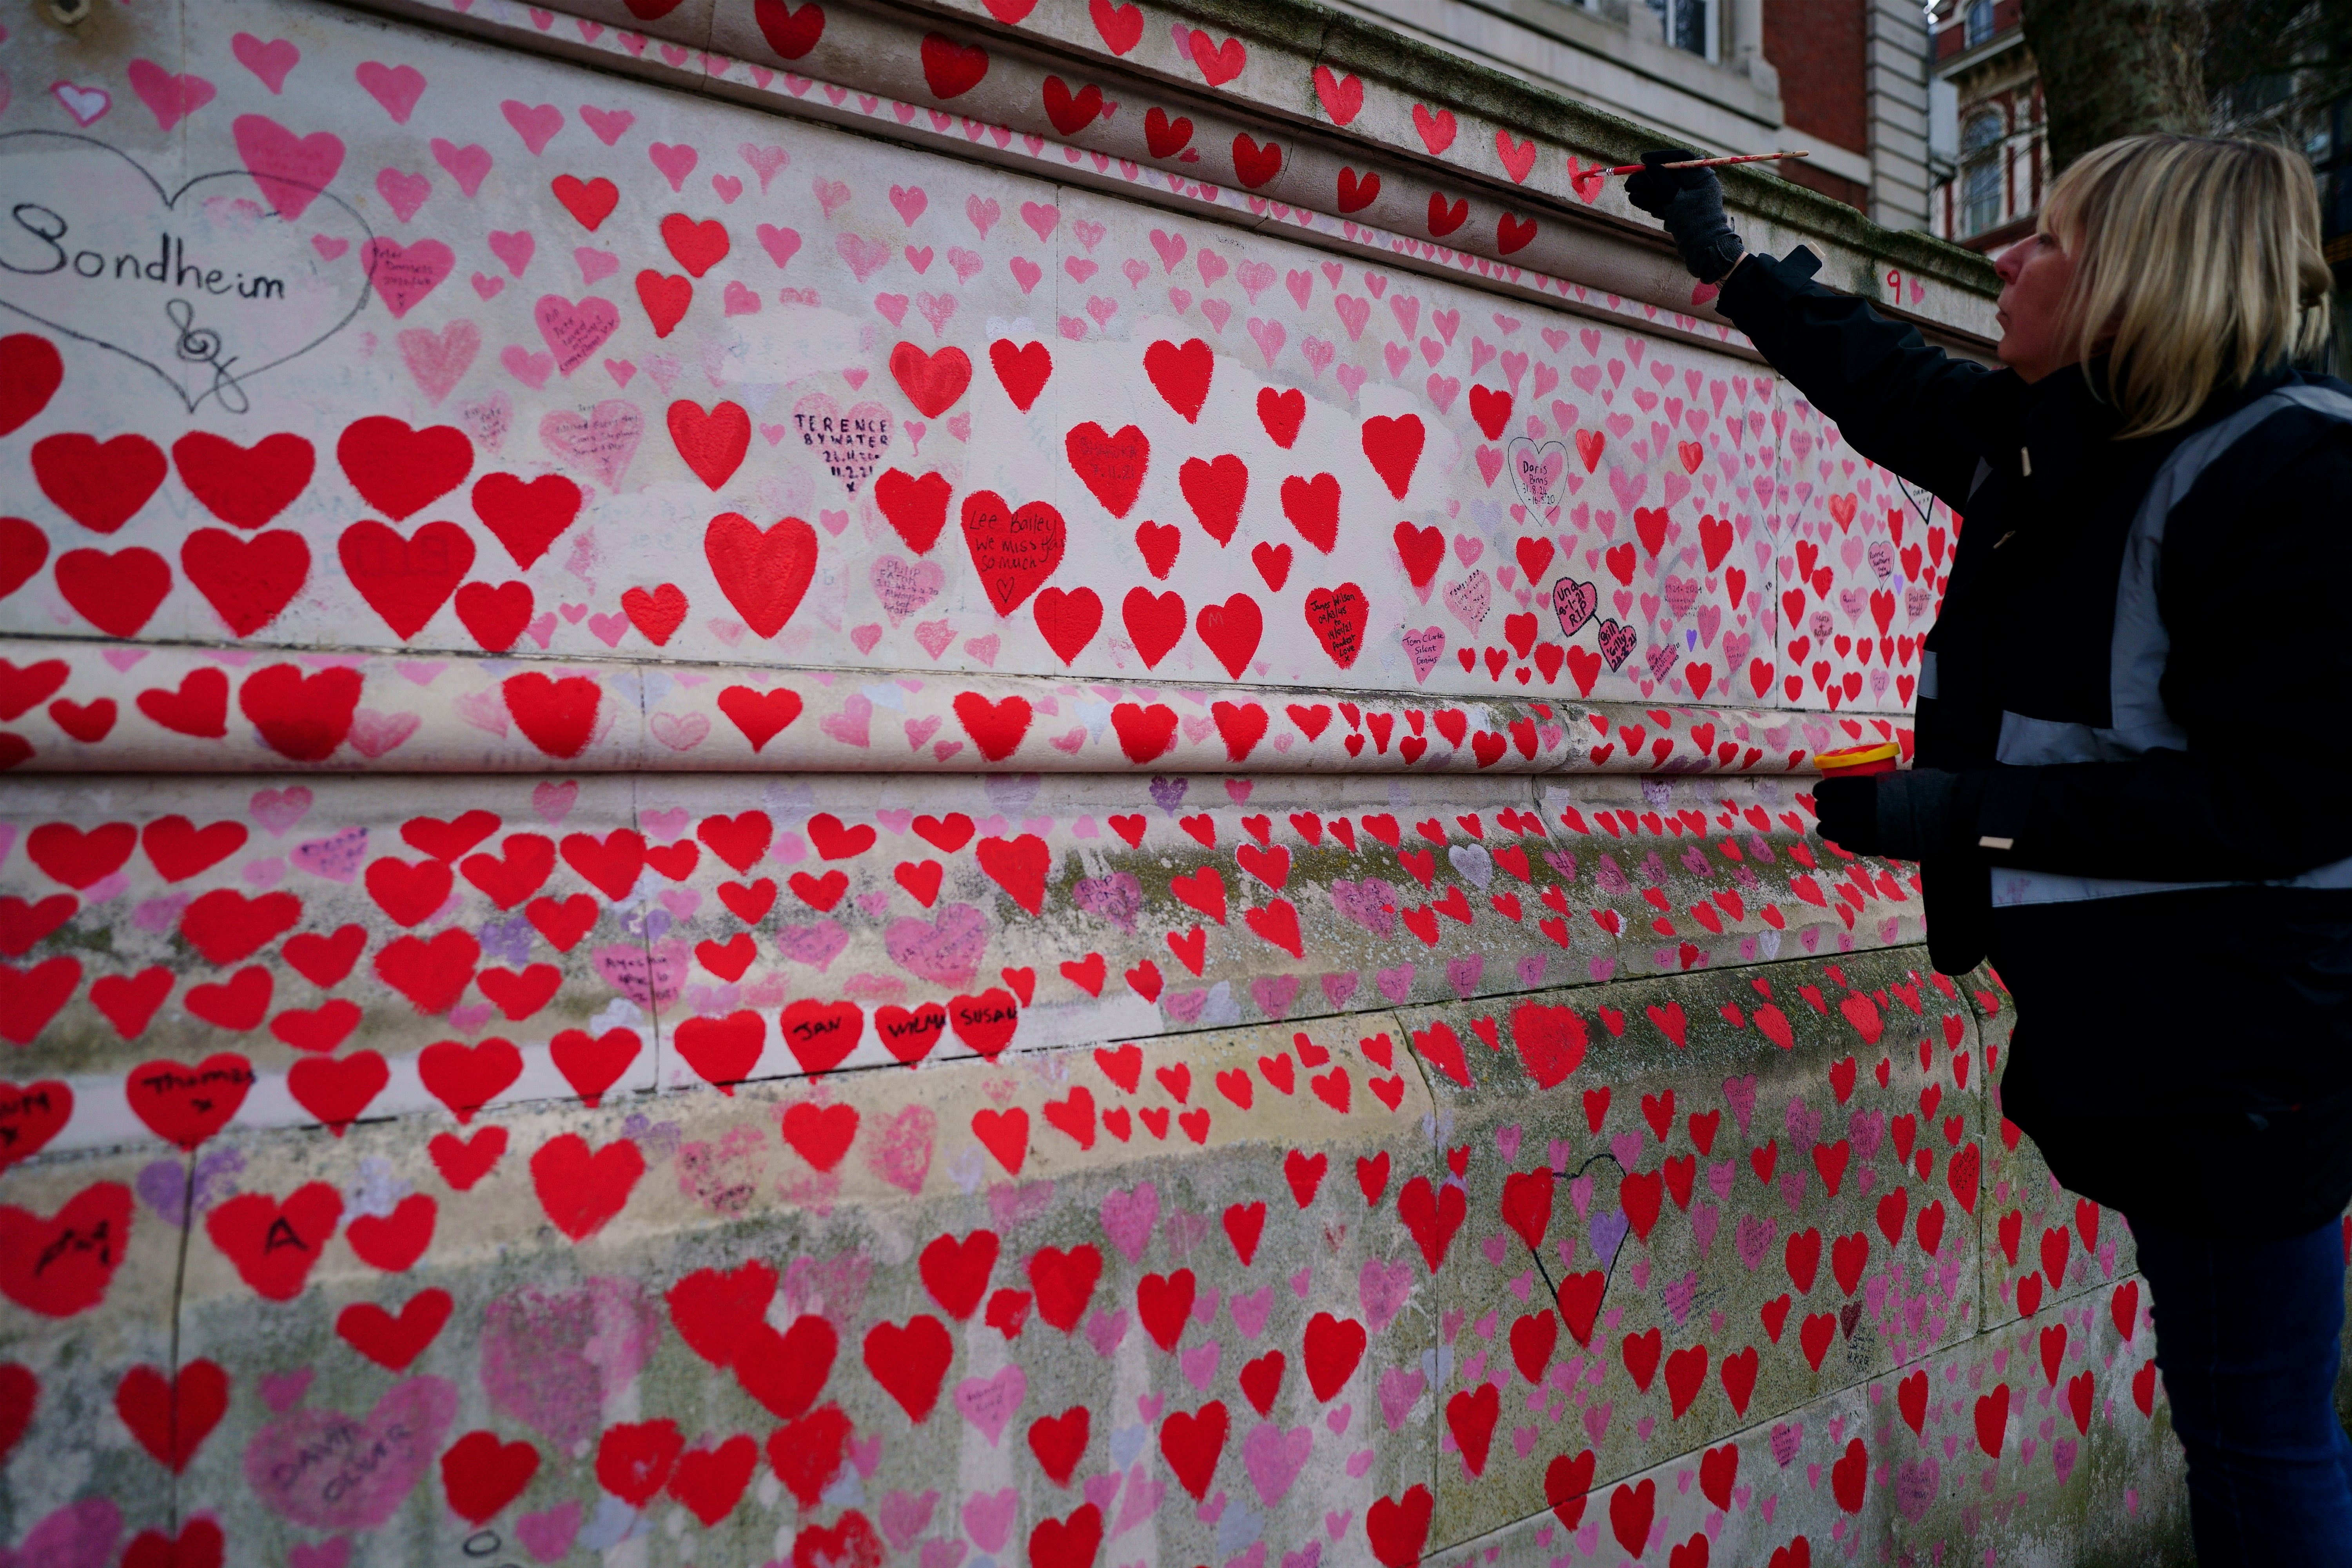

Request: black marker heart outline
left=0, top=129, right=376, bottom=414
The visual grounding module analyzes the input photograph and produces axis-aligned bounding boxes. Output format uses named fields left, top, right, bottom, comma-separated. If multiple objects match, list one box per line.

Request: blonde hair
left=2042, top=134, right=2334, bottom=437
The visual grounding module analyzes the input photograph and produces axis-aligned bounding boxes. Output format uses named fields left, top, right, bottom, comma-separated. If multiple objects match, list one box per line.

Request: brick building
left=1924, top=0, right=2045, bottom=249
left=1342, top=0, right=1935, bottom=227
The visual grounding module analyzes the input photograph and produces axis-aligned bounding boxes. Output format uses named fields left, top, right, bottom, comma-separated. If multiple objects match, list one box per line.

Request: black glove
left=1624, top=149, right=1745, bottom=283
left=1814, top=769, right=1965, bottom=861
left=1812, top=776, right=1883, bottom=856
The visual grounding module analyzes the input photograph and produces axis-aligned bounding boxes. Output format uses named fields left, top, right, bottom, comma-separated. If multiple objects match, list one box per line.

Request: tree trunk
left=2020, top=0, right=2209, bottom=172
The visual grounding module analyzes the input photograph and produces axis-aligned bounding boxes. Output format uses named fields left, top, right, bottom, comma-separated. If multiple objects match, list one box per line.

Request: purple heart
left=1148, top=776, right=1188, bottom=813
left=477, top=913, right=534, bottom=968
left=1589, top=1208, right=1630, bottom=1267
left=135, top=1160, right=188, bottom=1224
left=1376, top=964, right=1415, bottom=1004
left=244, top=1378, right=457, bottom=1531
left=1319, top=971, right=1359, bottom=1007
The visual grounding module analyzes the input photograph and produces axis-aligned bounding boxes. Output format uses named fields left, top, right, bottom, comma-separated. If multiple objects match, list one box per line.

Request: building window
left=1964, top=0, right=1995, bottom=46
left=1645, top=0, right=1715, bottom=60
left=1961, top=111, right=2004, bottom=235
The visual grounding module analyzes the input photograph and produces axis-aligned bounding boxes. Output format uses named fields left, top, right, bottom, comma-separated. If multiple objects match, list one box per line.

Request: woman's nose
left=1992, top=241, right=2025, bottom=283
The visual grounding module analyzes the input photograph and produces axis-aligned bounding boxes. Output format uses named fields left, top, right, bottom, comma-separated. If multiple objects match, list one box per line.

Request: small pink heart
left=260, top=1367, right=313, bottom=1412
left=312, top=234, right=350, bottom=260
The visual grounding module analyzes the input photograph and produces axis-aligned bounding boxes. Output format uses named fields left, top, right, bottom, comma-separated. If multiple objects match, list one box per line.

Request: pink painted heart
left=513, top=1501, right=581, bottom=1562
left=539, top=399, right=643, bottom=490
left=243, top=1377, right=457, bottom=1530
left=1400, top=626, right=1445, bottom=682
left=479, top=1278, right=661, bottom=1448
left=953, top=1366, right=1027, bottom=1446
left=1242, top=1421, right=1313, bottom=1508
left=791, top=392, right=893, bottom=494
left=534, top=294, right=619, bottom=377
left=871, top=556, right=944, bottom=624
left=127, top=60, right=216, bottom=131
left=233, top=34, right=302, bottom=94
left=233, top=114, right=347, bottom=219
left=883, top=902, right=987, bottom=987
left=361, top=237, right=454, bottom=319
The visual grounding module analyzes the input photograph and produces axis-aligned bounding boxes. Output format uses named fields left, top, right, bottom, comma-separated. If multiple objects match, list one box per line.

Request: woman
left=1628, top=135, right=2352, bottom=1562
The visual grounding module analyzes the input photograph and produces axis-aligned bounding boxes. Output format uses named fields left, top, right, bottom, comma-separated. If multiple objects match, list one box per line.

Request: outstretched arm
left=1627, top=150, right=2000, bottom=509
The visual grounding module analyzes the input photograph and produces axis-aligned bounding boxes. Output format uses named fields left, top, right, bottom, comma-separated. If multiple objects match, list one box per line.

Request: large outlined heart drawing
left=0, top=131, right=373, bottom=413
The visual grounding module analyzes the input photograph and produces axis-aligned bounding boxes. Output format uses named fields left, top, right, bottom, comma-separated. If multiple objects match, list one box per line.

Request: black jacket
left=1719, top=248, right=2352, bottom=1236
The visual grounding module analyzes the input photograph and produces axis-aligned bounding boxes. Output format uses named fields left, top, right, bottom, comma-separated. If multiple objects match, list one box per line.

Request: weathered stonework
left=0, top=0, right=2234, bottom=1563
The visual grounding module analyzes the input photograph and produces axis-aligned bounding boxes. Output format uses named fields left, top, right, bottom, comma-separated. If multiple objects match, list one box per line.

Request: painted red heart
left=888, top=341, right=971, bottom=416
left=668, top=1434, right=759, bottom=1524
left=372, top=928, right=480, bottom=1014
left=470, top=472, right=582, bottom=568
left=441, top=1429, right=539, bottom=1525
left=1033, top=586, right=1102, bottom=665
left=953, top=693, right=1033, bottom=762
left=1367, top=1485, right=1434, bottom=1568
left=1361, top=413, right=1425, bottom=498
left=0, top=334, right=64, bottom=436
left=529, top=1133, right=644, bottom=1240
left=779, top=999, right=862, bottom=1075
left=959, top=491, right=1064, bottom=615
left=180, top=528, right=309, bottom=638
left=54, top=546, right=171, bottom=637
left=717, top=685, right=803, bottom=751
left=1178, top=453, right=1247, bottom=543
left=1194, top=593, right=1262, bottom=678
left=862, top=1314, right=953, bottom=1421
left=418, top=1039, right=523, bottom=1123
left=704, top=511, right=817, bottom=636
left=205, top=1181, right=341, bottom=1300
left=453, top=580, right=533, bottom=651
left=1302, top=581, right=1369, bottom=668
left=0, top=517, right=50, bottom=601
left=918, top=32, right=990, bottom=98
left=0, top=1078, right=71, bottom=1170
left=550, top=174, right=619, bottom=230
left=339, top=519, right=473, bottom=639
left=989, top=339, right=1051, bottom=410
left=288, top=1049, right=388, bottom=1134
left=172, top=432, right=314, bottom=529
left=752, top=0, right=826, bottom=58
left=874, top=467, right=952, bottom=553
left=1027, top=1243, right=1101, bottom=1332
left=240, top=662, right=361, bottom=761
left=668, top=399, right=751, bottom=489
left=337, top=416, right=472, bottom=521
left=1064, top=423, right=1149, bottom=516
left=1158, top=1399, right=1228, bottom=1499
left=679, top=1009, right=770, bottom=1088
left=504, top=673, right=602, bottom=758
left=597, top=1418, right=685, bottom=1507
left=114, top=1359, right=227, bottom=1473
left=32, top=433, right=167, bottom=534
left=338, top=1288, right=453, bottom=1371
